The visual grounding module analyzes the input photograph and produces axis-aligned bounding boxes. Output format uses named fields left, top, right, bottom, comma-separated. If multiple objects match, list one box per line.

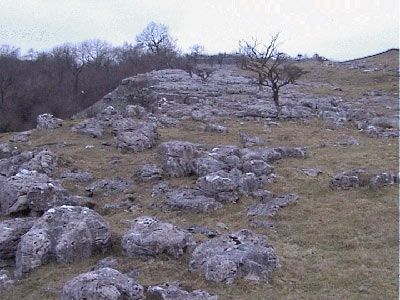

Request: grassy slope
left=0, top=52, right=398, bottom=300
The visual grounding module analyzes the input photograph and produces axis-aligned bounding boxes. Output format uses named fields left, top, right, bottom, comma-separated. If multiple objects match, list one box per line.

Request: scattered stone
left=86, top=177, right=134, bottom=196
left=242, top=160, right=274, bottom=176
left=330, top=169, right=370, bottom=189
left=151, top=181, right=170, bottom=197
left=158, top=141, right=204, bottom=177
left=240, top=133, right=265, bottom=147
left=15, top=206, right=111, bottom=277
left=36, top=113, right=63, bottom=130
left=247, top=194, right=299, bottom=217
left=369, top=170, right=397, bottom=189
left=103, top=195, right=136, bottom=211
left=196, top=171, right=238, bottom=202
left=193, top=156, right=227, bottom=177
left=166, top=188, right=222, bottom=213
left=148, top=282, right=218, bottom=300
left=204, top=123, right=228, bottom=133
left=9, top=130, right=34, bottom=143
left=0, top=218, right=37, bottom=267
left=126, top=104, right=147, bottom=118
left=60, top=268, right=144, bottom=300
left=72, top=118, right=104, bottom=138
left=185, top=225, right=220, bottom=238
left=122, top=216, right=194, bottom=259
left=273, top=147, right=307, bottom=158
left=0, top=269, right=15, bottom=291
left=250, top=190, right=276, bottom=202
left=237, top=172, right=259, bottom=193
left=301, top=168, right=322, bottom=177
left=60, top=170, right=94, bottom=182
left=136, top=164, right=163, bottom=182
left=0, top=170, right=70, bottom=216
left=90, top=257, right=119, bottom=271
left=249, top=219, right=276, bottom=229
left=189, top=230, right=279, bottom=284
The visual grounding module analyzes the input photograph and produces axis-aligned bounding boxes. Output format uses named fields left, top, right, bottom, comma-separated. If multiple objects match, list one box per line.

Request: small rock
left=36, top=114, right=63, bottom=130
left=90, top=257, right=119, bottom=271
left=148, top=282, right=218, bottom=300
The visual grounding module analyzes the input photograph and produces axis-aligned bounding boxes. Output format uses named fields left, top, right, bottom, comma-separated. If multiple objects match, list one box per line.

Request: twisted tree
left=239, top=34, right=303, bottom=116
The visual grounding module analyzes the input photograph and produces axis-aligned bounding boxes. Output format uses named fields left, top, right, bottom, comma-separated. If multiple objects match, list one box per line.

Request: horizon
left=0, top=0, right=398, bottom=61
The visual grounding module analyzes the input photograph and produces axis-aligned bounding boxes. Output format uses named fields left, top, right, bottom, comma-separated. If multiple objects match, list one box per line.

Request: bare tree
left=136, top=22, right=176, bottom=54
left=0, top=45, right=19, bottom=106
left=239, top=34, right=303, bottom=116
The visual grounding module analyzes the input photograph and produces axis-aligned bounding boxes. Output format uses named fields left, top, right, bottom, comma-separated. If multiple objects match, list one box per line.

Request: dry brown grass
left=0, top=52, right=398, bottom=300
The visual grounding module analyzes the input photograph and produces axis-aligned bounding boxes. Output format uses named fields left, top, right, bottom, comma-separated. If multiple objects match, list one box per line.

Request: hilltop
left=0, top=50, right=398, bottom=299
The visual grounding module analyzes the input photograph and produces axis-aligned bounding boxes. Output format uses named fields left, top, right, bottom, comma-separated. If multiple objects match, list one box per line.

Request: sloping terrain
left=0, top=50, right=398, bottom=299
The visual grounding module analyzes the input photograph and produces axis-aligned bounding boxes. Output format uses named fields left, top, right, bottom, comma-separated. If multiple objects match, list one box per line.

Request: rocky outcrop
left=189, top=229, right=279, bottom=284
left=72, top=118, right=104, bottom=138
left=330, top=169, right=370, bottom=189
left=0, top=217, right=37, bottom=267
left=36, top=113, right=63, bottom=130
left=86, top=177, right=134, bottom=196
left=60, top=170, right=94, bottom=182
left=136, top=164, right=163, bottom=182
left=15, top=206, right=111, bottom=277
left=148, top=282, right=218, bottom=300
left=0, top=143, right=13, bottom=159
left=19, top=149, right=58, bottom=176
left=165, top=188, right=222, bottom=213
left=158, top=141, right=204, bottom=177
left=60, top=268, right=144, bottom=300
left=0, top=170, right=70, bottom=216
left=122, top=216, right=194, bottom=259
left=0, top=151, right=34, bottom=180
left=247, top=193, right=299, bottom=217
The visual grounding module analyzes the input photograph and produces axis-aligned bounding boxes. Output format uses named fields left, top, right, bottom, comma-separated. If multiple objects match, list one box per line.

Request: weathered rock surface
left=60, top=267, right=144, bottom=300
left=0, top=170, right=70, bottom=216
left=0, top=217, right=37, bottom=267
left=0, top=143, right=13, bottom=159
left=0, top=269, right=15, bottom=291
left=136, top=163, right=163, bottom=182
left=204, top=123, right=228, bottom=133
left=122, top=216, right=194, bottom=259
left=90, top=257, right=119, bottom=271
left=60, top=170, right=94, bottom=182
left=15, top=206, right=111, bottom=277
left=112, top=118, right=158, bottom=152
left=86, top=177, right=134, bottom=196
left=36, top=113, right=63, bottom=130
left=0, top=151, right=34, bottom=180
left=196, top=171, right=238, bottom=202
left=19, top=149, right=58, bottom=176
left=247, top=194, right=299, bottom=217
left=189, top=229, right=279, bottom=284
left=330, top=169, right=369, bottom=189
left=148, top=282, right=218, bottom=300
left=166, top=188, right=222, bottom=212
left=369, top=170, right=397, bottom=189
left=158, top=141, right=204, bottom=177
left=72, top=118, right=104, bottom=138
left=9, top=130, right=34, bottom=143
left=301, top=168, right=322, bottom=177
left=240, top=133, right=265, bottom=147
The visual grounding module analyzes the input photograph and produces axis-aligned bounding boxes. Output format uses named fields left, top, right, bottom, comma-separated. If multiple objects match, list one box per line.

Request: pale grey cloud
left=0, top=0, right=398, bottom=60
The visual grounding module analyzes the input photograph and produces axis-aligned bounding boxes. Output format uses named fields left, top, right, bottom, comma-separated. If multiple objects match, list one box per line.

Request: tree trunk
left=1, top=90, right=4, bottom=105
left=272, top=89, right=280, bottom=117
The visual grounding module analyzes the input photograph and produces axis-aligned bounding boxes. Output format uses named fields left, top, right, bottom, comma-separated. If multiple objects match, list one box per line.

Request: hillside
left=0, top=50, right=398, bottom=300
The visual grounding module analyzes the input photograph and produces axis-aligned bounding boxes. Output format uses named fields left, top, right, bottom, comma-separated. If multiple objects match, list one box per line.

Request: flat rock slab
left=166, top=188, right=222, bottom=213
left=148, top=282, right=218, bottom=300
left=60, top=267, right=144, bottom=300
left=247, top=194, right=299, bottom=217
left=122, top=216, right=194, bottom=259
left=15, top=206, right=111, bottom=277
left=86, top=177, right=134, bottom=196
left=189, top=229, right=279, bottom=284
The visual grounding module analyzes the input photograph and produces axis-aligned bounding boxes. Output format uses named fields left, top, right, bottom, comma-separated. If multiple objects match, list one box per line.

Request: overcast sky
left=0, top=0, right=398, bottom=61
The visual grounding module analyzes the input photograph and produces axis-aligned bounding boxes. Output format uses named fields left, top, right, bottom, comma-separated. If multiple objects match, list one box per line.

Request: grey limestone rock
left=148, top=282, right=218, bottom=300
left=72, top=118, right=104, bottom=138
left=19, top=149, right=58, bottom=176
left=240, top=133, right=265, bottom=147
left=0, top=269, right=15, bottom=291
left=247, top=194, right=299, bottom=217
left=60, top=267, right=144, bottom=300
left=60, top=170, right=94, bottom=182
left=151, top=181, right=170, bottom=197
left=301, top=168, right=322, bottom=177
left=86, top=177, right=134, bottom=196
left=0, top=151, right=34, bottom=180
left=125, top=104, right=147, bottom=118
left=330, top=169, right=368, bottom=189
left=0, top=143, right=13, bottom=159
left=0, top=217, right=37, bottom=267
left=273, top=147, right=307, bottom=158
left=250, top=190, right=276, bottom=202
left=189, top=229, right=279, bottom=284
left=242, top=160, right=274, bottom=177
left=90, top=257, right=119, bottom=271
left=158, top=141, right=204, bottom=177
left=36, top=113, right=63, bottom=130
left=196, top=171, right=238, bottom=202
left=15, top=206, right=111, bottom=278
left=136, top=164, right=163, bottom=182
left=0, top=170, right=70, bottom=216
left=165, top=188, right=222, bottom=213
left=122, top=216, right=194, bottom=259
left=9, top=130, right=34, bottom=143
left=369, top=170, right=397, bottom=189
left=204, top=123, right=228, bottom=133
left=193, top=155, right=227, bottom=177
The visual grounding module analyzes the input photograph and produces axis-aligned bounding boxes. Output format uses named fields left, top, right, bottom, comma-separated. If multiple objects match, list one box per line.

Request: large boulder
left=0, top=217, right=37, bottom=267
left=196, top=171, right=238, bottom=202
left=193, top=156, right=227, bottom=177
left=242, top=160, right=274, bottom=177
left=0, top=170, right=70, bottom=216
left=60, top=267, right=144, bottom=300
left=15, top=206, right=111, bottom=277
left=158, top=141, right=204, bottom=177
left=148, top=282, right=218, bottom=300
left=36, top=113, right=63, bottom=130
left=19, top=149, right=58, bottom=176
left=72, top=118, right=104, bottom=138
left=0, top=151, right=34, bottom=180
left=189, top=230, right=279, bottom=284
left=112, top=118, right=158, bottom=152
left=122, top=216, right=194, bottom=259
left=330, top=169, right=370, bottom=189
